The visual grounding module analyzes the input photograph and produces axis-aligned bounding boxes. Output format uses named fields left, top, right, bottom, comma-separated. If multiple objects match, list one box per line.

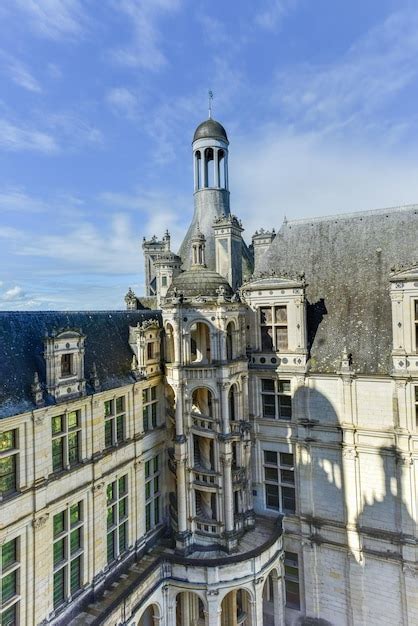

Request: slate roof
left=0, top=310, right=161, bottom=419
left=258, top=204, right=418, bottom=375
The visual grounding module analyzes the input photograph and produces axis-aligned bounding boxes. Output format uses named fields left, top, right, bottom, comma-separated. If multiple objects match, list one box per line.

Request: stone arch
left=138, top=602, right=162, bottom=625
left=164, top=322, right=175, bottom=363
left=228, top=383, right=238, bottom=421
left=226, top=320, right=236, bottom=360
left=262, top=567, right=283, bottom=626
left=175, top=590, right=206, bottom=625
left=192, top=386, right=214, bottom=418
left=220, top=587, right=254, bottom=625
left=189, top=320, right=212, bottom=363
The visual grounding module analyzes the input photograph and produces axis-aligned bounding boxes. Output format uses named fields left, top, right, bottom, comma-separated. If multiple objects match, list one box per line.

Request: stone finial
left=31, top=371, right=45, bottom=408
left=124, top=287, right=137, bottom=310
left=91, top=362, right=100, bottom=391
left=340, top=348, right=353, bottom=375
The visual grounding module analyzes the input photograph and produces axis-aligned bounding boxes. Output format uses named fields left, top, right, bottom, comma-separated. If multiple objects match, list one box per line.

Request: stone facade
left=1, top=116, right=418, bottom=626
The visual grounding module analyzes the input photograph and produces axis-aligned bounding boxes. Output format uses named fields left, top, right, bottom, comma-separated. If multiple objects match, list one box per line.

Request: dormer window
left=61, top=353, right=73, bottom=377
left=260, top=305, right=288, bottom=352
left=147, top=342, right=154, bottom=360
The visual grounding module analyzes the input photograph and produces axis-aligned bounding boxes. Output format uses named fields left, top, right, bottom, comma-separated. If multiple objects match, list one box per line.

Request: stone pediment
left=241, top=273, right=305, bottom=292
left=390, top=265, right=418, bottom=283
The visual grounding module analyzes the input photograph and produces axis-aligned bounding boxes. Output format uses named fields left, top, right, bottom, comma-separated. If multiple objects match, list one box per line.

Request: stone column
left=272, top=569, right=285, bottom=626
left=219, top=382, right=230, bottom=434
left=222, top=456, right=234, bottom=534
left=253, top=581, right=264, bottom=626
left=214, top=148, right=220, bottom=187
left=206, top=594, right=222, bottom=626
left=32, top=512, right=51, bottom=624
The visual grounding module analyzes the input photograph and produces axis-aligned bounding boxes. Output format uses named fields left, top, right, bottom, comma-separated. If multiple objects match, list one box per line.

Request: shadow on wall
left=291, top=386, right=415, bottom=626
left=306, top=299, right=328, bottom=356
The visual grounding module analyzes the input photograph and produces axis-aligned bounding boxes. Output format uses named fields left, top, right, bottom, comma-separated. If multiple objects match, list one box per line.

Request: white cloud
left=0, top=188, right=48, bottom=212
left=231, top=127, right=418, bottom=237
left=0, top=119, right=57, bottom=153
left=255, top=0, right=298, bottom=30
left=275, top=9, right=418, bottom=133
left=13, top=0, right=87, bottom=40
left=106, top=87, right=140, bottom=119
left=110, top=0, right=181, bottom=71
left=2, top=285, right=26, bottom=301
left=0, top=53, right=42, bottom=92
left=45, top=112, right=104, bottom=149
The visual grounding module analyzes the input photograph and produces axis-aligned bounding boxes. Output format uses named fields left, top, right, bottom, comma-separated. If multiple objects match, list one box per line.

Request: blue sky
left=1, top=0, right=418, bottom=310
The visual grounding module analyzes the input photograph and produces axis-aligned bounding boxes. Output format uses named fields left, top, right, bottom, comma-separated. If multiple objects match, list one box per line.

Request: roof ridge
left=285, top=203, right=418, bottom=226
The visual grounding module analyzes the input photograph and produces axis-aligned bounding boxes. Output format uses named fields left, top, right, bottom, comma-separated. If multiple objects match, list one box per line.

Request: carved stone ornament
left=342, top=446, right=358, bottom=460
left=32, top=411, right=47, bottom=426
left=33, top=513, right=49, bottom=529
left=93, top=481, right=105, bottom=494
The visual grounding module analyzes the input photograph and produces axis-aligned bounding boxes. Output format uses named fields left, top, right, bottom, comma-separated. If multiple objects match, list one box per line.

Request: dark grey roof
left=0, top=310, right=161, bottom=419
left=167, top=266, right=233, bottom=299
left=258, top=205, right=418, bottom=375
left=193, top=118, right=228, bottom=143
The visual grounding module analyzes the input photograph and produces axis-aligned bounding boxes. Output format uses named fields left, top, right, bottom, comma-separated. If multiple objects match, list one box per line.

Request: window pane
left=278, top=380, right=291, bottom=394
left=262, top=395, right=276, bottom=418
left=70, top=528, right=81, bottom=554
left=146, top=503, right=151, bottom=532
left=281, top=469, right=295, bottom=484
left=151, top=403, right=157, bottom=427
left=142, top=389, right=149, bottom=404
left=153, top=476, right=159, bottom=493
left=118, top=498, right=127, bottom=519
left=70, top=556, right=81, bottom=594
left=70, top=502, right=81, bottom=526
left=53, top=512, right=65, bottom=537
left=68, top=411, right=78, bottom=429
left=0, top=456, right=16, bottom=494
left=282, top=487, right=296, bottom=513
left=264, top=467, right=278, bottom=481
left=145, top=482, right=151, bottom=500
left=151, top=387, right=157, bottom=401
left=51, top=415, right=63, bottom=434
left=275, top=327, right=288, bottom=350
left=275, top=306, right=287, bottom=323
left=104, top=400, right=113, bottom=417
left=1, top=539, right=17, bottom=570
left=286, top=581, right=300, bottom=609
left=118, top=522, right=127, bottom=553
left=106, top=482, right=115, bottom=503
left=154, top=496, right=160, bottom=524
left=53, top=538, right=65, bottom=566
left=116, top=415, right=124, bottom=442
left=115, top=396, right=124, bottom=413
left=107, top=531, right=115, bottom=562
left=53, top=569, right=65, bottom=608
left=118, top=475, right=127, bottom=495
left=261, top=379, right=275, bottom=392
left=279, top=396, right=292, bottom=419
left=260, top=307, right=272, bottom=324
left=264, top=450, right=277, bottom=464
left=265, top=484, right=279, bottom=509
left=0, top=430, right=15, bottom=452
left=145, top=461, right=150, bottom=479
left=280, top=453, right=294, bottom=467
left=261, top=327, right=274, bottom=351
left=107, top=505, right=116, bottom=529
left=1, top=603, right=17, bottom=626
left=153, top=456, right=159, bottom=472
left=52, top=438, right=64, bottom=471
left=1, top=570, right=17, bottom=603
left=68, top=432, right=79, bottom=465
left=105, top=420, right=113, bottom=448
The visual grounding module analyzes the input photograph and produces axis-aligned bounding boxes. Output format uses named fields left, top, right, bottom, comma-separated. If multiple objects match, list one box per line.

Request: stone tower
left=178, top=117, right=231, bottom=271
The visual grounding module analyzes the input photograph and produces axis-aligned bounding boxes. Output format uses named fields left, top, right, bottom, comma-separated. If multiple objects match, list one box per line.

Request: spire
left=208, top=89, right=213, bottom=119
left=191, top=227, right=206, bottom=267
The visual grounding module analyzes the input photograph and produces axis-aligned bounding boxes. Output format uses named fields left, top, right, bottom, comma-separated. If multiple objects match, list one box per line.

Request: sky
left=1, top=0, right=418, bottom=310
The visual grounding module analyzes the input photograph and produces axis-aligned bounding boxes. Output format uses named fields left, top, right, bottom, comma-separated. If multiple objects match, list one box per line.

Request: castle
left=0, top=115, right=417, bottom=626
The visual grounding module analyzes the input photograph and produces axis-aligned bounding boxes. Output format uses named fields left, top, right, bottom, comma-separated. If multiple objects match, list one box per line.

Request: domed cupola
left=193, top=118, right=228, bottom=143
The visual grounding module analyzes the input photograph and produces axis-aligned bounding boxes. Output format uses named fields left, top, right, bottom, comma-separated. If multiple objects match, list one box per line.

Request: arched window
left=190, top=322, right=211, bottom=363
left=226, top=321, right=235, bottom=360
left=205, top=147, right=214, bottom=187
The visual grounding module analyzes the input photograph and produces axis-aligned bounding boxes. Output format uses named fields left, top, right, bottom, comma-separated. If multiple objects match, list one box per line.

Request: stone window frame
left=260, top=378, right=292, bottom=420
left=52, top=501, right=84, bottom=610
left=259, top=304, right=288, bottom=352
left=263, top=449, right=296, bottom=514
left=0, top=536, right=20, bottom=623
left=104, top=396, right=126, bottom=449
left=51, top=410, right=81, bottom=473
left=106, top=475, right=129, bottom=564
left=145, top=454, right=161, bottom=533
left=142, top=386, right=158, bottom=432
left=0, top=429, right=19, bottom=499
left=284, top=551, right=300, bottom=610
left=60, top=353, right=74, bottom=378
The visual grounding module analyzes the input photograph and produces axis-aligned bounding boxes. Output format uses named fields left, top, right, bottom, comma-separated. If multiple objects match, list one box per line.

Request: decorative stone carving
left=33, top=513, right=49, bottom=529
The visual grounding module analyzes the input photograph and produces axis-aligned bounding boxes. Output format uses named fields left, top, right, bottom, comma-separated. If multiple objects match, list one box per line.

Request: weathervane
left=208, top=89, right=213, bottom=118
